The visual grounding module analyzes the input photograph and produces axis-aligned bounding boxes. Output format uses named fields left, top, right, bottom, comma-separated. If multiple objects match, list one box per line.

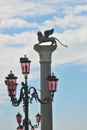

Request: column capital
left=34, top=44, right=57, bottom=62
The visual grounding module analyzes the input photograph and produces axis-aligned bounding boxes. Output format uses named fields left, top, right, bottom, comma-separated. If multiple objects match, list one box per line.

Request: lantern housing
left=20, top=55, right=31, bottom=74
left=5, top=71, right=17, bottom=97
left=17, top=126, right=24, bottom=130
left=36, top=113, right=41, bottom=125
left=16, top=113, right=22, bottom=125
left=47, top=73, right=58, bottom=92
left=31, top=127, right=34, bottom=130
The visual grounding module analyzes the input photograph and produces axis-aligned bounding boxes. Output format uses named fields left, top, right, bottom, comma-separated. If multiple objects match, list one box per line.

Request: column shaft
left=34, top=44, right=57, bottom=130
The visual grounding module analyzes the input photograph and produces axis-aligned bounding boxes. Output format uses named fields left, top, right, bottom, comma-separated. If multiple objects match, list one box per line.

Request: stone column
left=34, top=44, right=57, bottom=130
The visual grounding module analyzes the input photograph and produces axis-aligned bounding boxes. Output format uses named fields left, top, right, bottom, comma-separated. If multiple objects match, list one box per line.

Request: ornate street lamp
left=36, top=113, right=41, bottom=125
left=5, top=55, right=58, bottom=130
left=5, top=71, right=17, bottom=98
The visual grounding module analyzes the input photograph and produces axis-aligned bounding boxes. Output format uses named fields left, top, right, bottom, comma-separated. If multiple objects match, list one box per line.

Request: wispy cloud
left=0, top=1, right=56, bottom=19
left=0, top=18, right=40, bottom=29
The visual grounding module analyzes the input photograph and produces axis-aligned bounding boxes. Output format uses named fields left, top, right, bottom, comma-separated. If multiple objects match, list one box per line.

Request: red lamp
left=31, top=127, right=34, bottom=130
left=20, top=55, right=31, bottom=74
left=47, top=73, right=59, bottom=92
left=17, top=126, right=24, bottom=130
left=36, top=113, right=41, bottom=125
left=5, top=71, right=17, bottom=97
left=16, top=113, right=22, bottom=125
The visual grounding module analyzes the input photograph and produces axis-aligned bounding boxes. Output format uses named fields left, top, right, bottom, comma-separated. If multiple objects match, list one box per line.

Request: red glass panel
left=31, top=127, right=34, bottom=130
left=8, top=88, right=17, bottom=96
left=5, top=71, right=17, bottom=97
left=17, top=127, right=24, bottom=130
left=47, top=73, right=58, bottom=92
left=48, top=80, right=58, bottom=92
left=21, top=62, right=30, bottom=74
left=20, top=55, right=31, bottom=74
left=5, top=79, right=17, bottom=96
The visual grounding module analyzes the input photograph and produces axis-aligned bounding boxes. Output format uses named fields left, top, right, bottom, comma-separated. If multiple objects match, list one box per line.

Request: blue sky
left=0, top=0, right=87, bottom=130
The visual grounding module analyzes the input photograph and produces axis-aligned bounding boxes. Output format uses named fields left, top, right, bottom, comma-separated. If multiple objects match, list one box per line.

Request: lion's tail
left=55, top=38, right=68, bottom=47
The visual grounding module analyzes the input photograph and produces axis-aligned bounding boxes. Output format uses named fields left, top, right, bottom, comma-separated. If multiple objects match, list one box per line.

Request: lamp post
left=5, top=54, right=58, bottom=130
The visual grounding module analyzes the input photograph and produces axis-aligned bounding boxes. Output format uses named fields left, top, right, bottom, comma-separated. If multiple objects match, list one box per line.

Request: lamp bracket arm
left=28, top=119, right=39, bottom=128
left=11, top=87, right=24, bottom=107
left=41, top=96, right=53, bottom=104
left=29, top=86, right=53, bottom=104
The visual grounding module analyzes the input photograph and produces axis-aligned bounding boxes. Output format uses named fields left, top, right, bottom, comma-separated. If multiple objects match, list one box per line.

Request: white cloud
left=0, top=18, right=40, bottom=29
left=0, top=1, right=56, bottom=19
left=41, top=13, right=87, bottom=30
left=64, top=4, right=87, bottom=15
left=74, top=5, right=87, bottom=14
left=52, top=27, right=87, bottom=66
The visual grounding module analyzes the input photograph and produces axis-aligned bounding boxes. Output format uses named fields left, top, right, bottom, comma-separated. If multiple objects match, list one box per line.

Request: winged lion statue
left=37, top=28, right=68, bottom=47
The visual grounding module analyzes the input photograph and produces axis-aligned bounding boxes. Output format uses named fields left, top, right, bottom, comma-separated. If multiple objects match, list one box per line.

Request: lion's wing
left=44, top=28, right=54, bottom=38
